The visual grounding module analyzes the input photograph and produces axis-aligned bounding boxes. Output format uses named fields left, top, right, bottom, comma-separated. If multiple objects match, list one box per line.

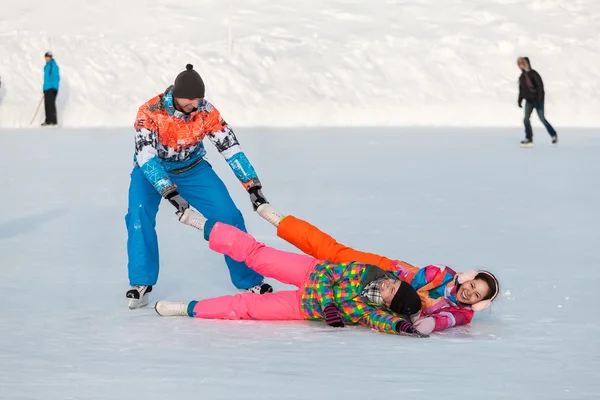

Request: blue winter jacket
left=43, top=59, right=60, bottom=91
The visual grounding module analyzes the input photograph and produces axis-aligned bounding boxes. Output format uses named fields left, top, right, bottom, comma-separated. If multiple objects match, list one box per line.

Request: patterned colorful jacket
left=300, top=261, right=411, bottom=335
left=133, top=86, right=261, bottom=196
left=389, top=261, right=474, bottom=332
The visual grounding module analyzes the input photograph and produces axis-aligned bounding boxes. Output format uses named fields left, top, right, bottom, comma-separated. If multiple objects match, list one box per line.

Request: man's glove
left=165, top=191, right=189, bottom=213
left=395, top=320, right=429, bottom=338
left=323, top=304, right=345, bottom=328
left=249, top=186, right=268, bottom=211
left=518, top=100, right=523, bottom=108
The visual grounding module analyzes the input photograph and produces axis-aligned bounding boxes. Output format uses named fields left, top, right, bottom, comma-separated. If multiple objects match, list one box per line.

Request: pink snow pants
left=192, top=222, right=318, bottom=321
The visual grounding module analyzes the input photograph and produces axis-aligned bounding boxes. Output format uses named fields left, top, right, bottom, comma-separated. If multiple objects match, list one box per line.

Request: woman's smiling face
left=457, top=279, right=491, bottom=305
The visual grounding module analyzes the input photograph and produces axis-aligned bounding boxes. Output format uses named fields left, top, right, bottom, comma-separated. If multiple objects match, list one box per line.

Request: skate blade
left=128, top=295, right=149, bottom=310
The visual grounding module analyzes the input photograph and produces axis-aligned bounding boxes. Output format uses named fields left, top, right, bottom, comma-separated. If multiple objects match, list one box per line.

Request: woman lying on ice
left=155, top=208, right=429, bottom=338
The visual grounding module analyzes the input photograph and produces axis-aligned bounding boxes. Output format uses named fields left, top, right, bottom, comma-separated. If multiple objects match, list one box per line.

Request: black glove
left=518, top=100, right=523, bottom=108
left=249, top=186, right=268, bottom=211
left=165, top=191, right=189, bottom=213
left=324, top=304, right=345, bottom=328
left=395, top=320, right=429, bottom=338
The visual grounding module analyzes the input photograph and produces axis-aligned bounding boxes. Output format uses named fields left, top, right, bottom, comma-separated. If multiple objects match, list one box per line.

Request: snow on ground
left=1, top=0, right=600, bottom=128
left=0, top=128, right=599, bottom=399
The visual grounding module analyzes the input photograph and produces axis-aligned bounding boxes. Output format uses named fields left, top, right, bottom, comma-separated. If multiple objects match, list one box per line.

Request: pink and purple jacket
left=391, top=261, right=474, bottom=332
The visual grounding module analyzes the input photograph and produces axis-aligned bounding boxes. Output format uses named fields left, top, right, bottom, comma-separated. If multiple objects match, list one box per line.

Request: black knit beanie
left=390, top=282, right=422, bottom=316
left=172, top=64, right=205, bottom=99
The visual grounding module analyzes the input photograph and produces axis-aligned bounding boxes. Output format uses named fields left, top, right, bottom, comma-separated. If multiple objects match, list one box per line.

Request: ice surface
left=0, top=127, right=598, bottom=399
left=1, top=0, right=600, bottom=128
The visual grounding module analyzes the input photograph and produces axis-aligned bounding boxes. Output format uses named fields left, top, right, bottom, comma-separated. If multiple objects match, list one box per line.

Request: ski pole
left=29, top=94, right=44, bottom=127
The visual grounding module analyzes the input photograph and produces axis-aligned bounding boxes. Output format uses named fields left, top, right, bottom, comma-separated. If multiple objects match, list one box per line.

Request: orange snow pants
left=276, top=216, right=400, bottom=271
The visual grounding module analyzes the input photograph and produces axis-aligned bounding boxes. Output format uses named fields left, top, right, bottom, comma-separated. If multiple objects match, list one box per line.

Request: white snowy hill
left=1, top=0, right=599, bottom=128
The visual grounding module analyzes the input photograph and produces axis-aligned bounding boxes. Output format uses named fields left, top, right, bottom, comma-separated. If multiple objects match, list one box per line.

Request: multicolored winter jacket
left=300, top=261, right=411, bottom=335
left=390, top=261, right=474, bottom=332
left=133, top=86, right=261, bottom=196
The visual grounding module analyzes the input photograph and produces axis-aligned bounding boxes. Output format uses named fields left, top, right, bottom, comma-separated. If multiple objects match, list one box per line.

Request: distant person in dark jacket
left=517, top=57, right=557, bottom=147
left=42, top=51, right=60, bottom=126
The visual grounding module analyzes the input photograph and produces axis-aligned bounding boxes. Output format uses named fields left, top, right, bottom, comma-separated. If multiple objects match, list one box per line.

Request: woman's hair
left=475, top=271, right=499, bottom=301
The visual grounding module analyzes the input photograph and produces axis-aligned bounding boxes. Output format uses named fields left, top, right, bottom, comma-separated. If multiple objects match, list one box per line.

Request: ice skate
left=552, top=135, right=558, bottom=144
left=520, top=139, right=533, bottom=148
left=245, top=282, right=274, bottom=294
left=257, top=204, right=285, bottom=227
left=177, top=208, right=207, bottom=231
left=126, top=285, right=152, bottom=309
left=154, top=301, right=189, bottom=317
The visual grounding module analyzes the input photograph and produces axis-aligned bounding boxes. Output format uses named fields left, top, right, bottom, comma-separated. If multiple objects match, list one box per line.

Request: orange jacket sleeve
left=277, top=216, right=395, bottom=270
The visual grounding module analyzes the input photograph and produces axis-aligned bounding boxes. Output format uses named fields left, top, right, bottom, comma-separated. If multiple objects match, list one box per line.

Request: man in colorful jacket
left=126, top=64, right=273, bottom=309
left=42, top=51, right=60, bottom=126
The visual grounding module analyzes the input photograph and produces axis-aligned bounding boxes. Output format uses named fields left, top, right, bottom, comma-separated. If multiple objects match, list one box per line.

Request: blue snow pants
left=125, top=160, right=264, bottom=289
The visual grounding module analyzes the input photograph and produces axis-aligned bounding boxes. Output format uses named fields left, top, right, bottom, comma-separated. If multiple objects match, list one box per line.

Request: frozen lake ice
left=0, top=127, right=598, bottom=399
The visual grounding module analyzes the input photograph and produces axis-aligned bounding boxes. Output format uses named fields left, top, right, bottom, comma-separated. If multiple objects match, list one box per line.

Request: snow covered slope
left=1, top=0, right=599, bottom=128
left=0, top=128, right=599, bottom=399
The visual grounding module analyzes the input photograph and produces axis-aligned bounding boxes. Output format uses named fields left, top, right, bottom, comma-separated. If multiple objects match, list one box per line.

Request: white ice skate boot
left=520, top=139, right=533, bottom=148
left=257, top=204, right=285, bottom=227
left=177, top=208, right=208, bottom=231
left=154, top=301, right=189, bottom=317
left=126, top=285, right=152, bottom=309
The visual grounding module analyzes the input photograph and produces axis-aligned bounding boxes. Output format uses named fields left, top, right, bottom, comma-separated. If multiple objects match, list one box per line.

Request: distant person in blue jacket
left=43, top=51, right=60, bottom=126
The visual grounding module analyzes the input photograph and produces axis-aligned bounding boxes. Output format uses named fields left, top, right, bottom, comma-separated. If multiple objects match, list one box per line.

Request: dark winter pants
left=125, top=161, right=264, bottom=289
left=44, top=89, right=58, bottom=125
left=524, top=103, right=556, bottom=140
